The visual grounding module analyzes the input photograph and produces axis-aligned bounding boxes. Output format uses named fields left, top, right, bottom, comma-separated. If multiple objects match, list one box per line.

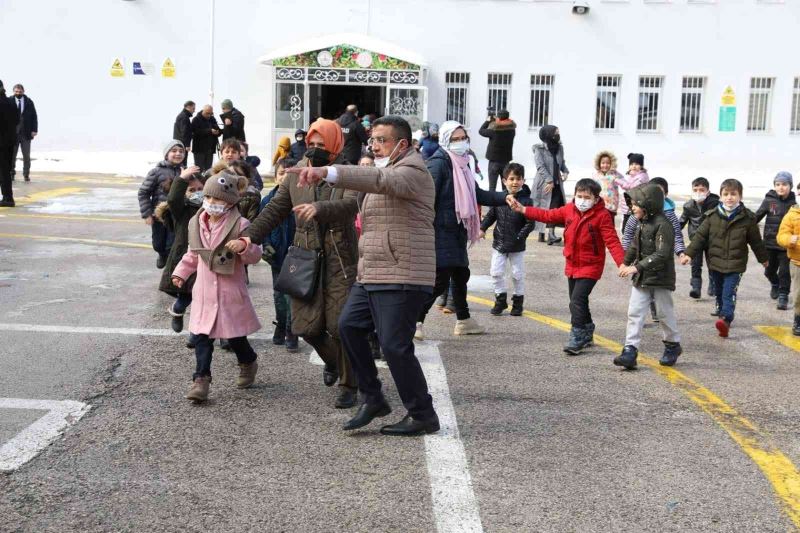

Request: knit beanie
left=627, top=153, right=645, bottom=167
left=221, top=99, right=233, bottom=110
left=203, top=171, right=246, bottom=205
left=498, top=109, right=510, bottom=120
left=163, top=139, right=185, bottom=159
left=774, top=171, right=793, bottom=187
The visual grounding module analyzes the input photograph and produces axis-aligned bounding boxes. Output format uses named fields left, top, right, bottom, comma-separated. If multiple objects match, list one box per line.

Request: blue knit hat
left=774, top=171, right=793, bottom=187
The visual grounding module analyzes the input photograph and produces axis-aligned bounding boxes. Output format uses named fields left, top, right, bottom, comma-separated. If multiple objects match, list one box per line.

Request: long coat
left=531, top=143, right=569, bottom=232
left=191, top=114, right=221, bottom=154
left=158, top=178, right=200, bottom=296
left=173, top=109, right=193, bottom=149
left=221, top=108, right=246, bottom=141
left=12, top=95, right=37, bottom=140
left=173, top=210, right=263, bottom=339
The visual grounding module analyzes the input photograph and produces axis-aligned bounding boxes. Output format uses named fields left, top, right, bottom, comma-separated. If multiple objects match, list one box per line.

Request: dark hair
left=184, top=100, right=195, bottom=108
left=498, top=109, right=510, bottom=120
left=359, top=153, right=375, bottom=161
left=13, top=83, right=24, bottom=91
left=720, top=178, right=743, bottom=196
left=372, top=115, right=412, bottom=143
left=692, top=177, right=710, bottom=189
left=228, top=160, right=254, bottom=185
left=575, top=178, right=601, bottom=197
left=276, top=157, right=297, bottom=169
left=220, top=138, right=242, bottom=153
left=240, top=141, right=249, bottom=151
left=502, top=162, right=525, bottom=179
left=650, top=177, right=668, bottom=195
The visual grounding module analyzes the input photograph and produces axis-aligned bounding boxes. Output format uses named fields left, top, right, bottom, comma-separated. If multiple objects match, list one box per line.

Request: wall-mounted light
left=572, top=1, right=590, bottom=15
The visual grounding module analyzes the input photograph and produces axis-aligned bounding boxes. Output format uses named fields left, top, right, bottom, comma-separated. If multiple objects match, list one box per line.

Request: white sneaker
left=454, top=317, right=486, bottom=336
left=414, top=322, right=424, bottom=341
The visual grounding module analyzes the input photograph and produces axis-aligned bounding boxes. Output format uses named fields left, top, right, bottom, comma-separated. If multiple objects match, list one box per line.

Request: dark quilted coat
left=624, top=184, right=676, bottom=291
left=686, top=204, right=768, bottom=274
left=480, top=184, right=535, bottom=254
left=158, top=178, right=200, bottom=296
left=755, top=190, right=796, bottom=250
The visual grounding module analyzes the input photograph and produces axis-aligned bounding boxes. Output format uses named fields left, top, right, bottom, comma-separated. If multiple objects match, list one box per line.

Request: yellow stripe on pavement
left=0, top=232, right=150, bottom=249
left=0, top=213, right=140, bottom=224
left=5, top=187, right=85, bottom=207
left=755, top=326, right=800, bottom=353
left=468, top=295, right=800, bottom=528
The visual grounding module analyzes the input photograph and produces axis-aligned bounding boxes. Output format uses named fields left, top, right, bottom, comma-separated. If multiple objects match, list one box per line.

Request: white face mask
left=202, top=199, right=228, bottom=216
left=692, top=192, right=708, bottom=203
left=374, top=141, right=403, bottom=168
left=448, top=140, right=470, bottom=157
left=723, top=201, right=741, bottom=213
left=575, top=198, right=595, bottom=212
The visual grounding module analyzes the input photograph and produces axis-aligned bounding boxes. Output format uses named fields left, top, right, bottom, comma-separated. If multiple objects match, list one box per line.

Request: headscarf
left=272, top=136, right=291, bottom=166
left=439, top=120, right=481, bottom=245
left=306, top=118, right=345, bottom=161
left=539, top=124, right=561, bottom=186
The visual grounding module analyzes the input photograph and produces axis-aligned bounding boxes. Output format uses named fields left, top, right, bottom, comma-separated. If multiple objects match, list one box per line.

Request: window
left=791, top=77, right=800, bottom=133
left=595, top=75, right=621, bottom=131
left=747, top=77, right=774, bottom=132
left=637, top=76, right=663, bottom=132
left=275, top=83, right=304, bottom=129
left=445, top=72, right=470, bottom=125
left=487, top=73, right=512, bottom=113
left=680, top=76, right=705, bottom=132
left=529, top=74, right=554, bottom=128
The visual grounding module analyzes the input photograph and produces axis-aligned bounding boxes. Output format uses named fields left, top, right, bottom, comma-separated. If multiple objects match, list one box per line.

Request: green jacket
left=685, top=205, right=768, bottom=273
left=623, top=184, right=676, bottom=291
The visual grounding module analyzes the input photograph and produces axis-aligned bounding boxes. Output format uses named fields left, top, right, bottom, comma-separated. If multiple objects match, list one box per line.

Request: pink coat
left=173, top=210, right=263, bottom=339
left=614, top=170, right=650, bottom=215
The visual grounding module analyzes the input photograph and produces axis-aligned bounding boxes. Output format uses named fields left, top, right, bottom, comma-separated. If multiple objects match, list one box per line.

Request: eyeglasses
left=368, top=136, right=396, bottom=146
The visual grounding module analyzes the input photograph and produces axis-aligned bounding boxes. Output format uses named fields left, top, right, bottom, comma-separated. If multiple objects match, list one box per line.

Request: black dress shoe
left=156, top=255, right=167, bottom=269
left=0, top=199, right=15, bottom=207
left=380, top=414, right=440, bottom=436
left=335, top=388, right=358, bottom=409
left=323, top=364, right=337, bottom=387
left=343, top=399, right=392, bottom=430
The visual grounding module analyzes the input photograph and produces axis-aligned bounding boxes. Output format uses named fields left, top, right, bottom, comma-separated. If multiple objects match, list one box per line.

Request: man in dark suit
left=0, top=80, right=19, bottom=206
left=173, top=100, right=195, bottom=168
left=190, top=105, right=221, bottom=173
left=219, top=99, right=245, bottom=141
left=11, top=84, right=37, bottom=182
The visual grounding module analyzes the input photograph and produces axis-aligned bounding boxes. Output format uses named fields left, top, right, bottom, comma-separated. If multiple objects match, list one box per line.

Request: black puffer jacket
left=478, top=119, right=516, bottom=162
left=680, top=193, right=720, bottom=239
left=755, top=190, right=796, bottom=250
left=480, top=185, right=535, bottom=254
left=624, top=184, right=676, bottom=291
left=336, top=112, right=368, bottom=164
left=221, top=108, right=246, bottom=141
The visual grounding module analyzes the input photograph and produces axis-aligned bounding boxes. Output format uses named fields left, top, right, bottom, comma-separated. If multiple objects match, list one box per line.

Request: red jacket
left=524, top=199, right=625, bottom=280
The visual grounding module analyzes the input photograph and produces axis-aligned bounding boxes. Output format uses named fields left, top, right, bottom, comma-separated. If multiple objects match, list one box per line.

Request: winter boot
left=168, top=303, right=184, bottom=333
left=793, top=315, right=800, bottom=336
left=584, top=322, right=596, bottom=346
left=454, top=317, right=486, bottom=336
left=547, top=228, right=562, bottom=246
left=285, top=332, right=299, bottom=353
left=510, top=295, right=524, bottom=316
left=777, top=294, right=789, bottom=310
left=659, top=341, right=683, bottom=366
left=770, top=284, right=779, bottom=300
left=236, top=361, right=258, bottom=389
left=689, top=278, right=701, bottom=299
left=157, top=254, right=167, bottom=269
left=272, top=321, right=286, bottom=345
left=491, top=293, right=508, bottom=316
left=538, top=232, right=546, bottom=243
left=563, top=327, right=587, bottom=356
left=186, top=333, right=198, bottom=349
left=186, top=376, right=211, bottom=402
left=613, top=345, right=639, bottom=370
left=715, top=318, right=730, bottom=338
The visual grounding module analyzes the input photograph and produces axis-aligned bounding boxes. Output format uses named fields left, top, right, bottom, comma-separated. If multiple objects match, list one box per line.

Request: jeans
left=567, top=277, right=598, bottom=328
left=764, top=249, right=791, bottom=296
left=193, top=334, right=257, bottom=380
left=491, top=250, right=525, bottom=296
left=625, top=287, right=680, bottom=347
left=151, top=219, right=175, bottom=258
left=487, top=160, right=509, bottom=192
left=174, top=292, right=192, bottom=314
left=12, top=136, right=31, bottom=178
left=710, top=271, right=743, bottom=323
left=419, top=266, right=471, bottom=321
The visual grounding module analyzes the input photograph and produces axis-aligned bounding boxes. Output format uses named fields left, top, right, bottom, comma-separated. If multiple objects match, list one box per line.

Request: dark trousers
left=339, top=284, right=435, bottom=420
left=151, top=219, right=175, bottom=257
left=710, top=271, right=743, bottom=323
left=12, top=136, right=31, bottom=178
left=0, top=144, right=13, bottom=201
left=193, top=334, right=257, bottom=380
left=270, top=267, right=292, bottom=331
left=420, top=266, right=471, bottom=321
left=765, top=249, right=791, bottom=296
left=174, top=292, right=192, bottom=314
left=568, top=277, right=598, bottom=328
left=194, top=151, right=214, bottom=173
left=487, top=160, right=509, bottom=192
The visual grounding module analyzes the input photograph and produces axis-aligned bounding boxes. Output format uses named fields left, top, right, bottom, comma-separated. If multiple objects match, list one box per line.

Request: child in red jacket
left=509, top=178, right=625, bottom=354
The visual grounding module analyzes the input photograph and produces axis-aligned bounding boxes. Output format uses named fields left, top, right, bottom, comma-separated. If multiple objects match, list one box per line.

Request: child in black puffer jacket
left=755, top=171, right=796, bottom=309
left=480, top=163, right=535, bottom=316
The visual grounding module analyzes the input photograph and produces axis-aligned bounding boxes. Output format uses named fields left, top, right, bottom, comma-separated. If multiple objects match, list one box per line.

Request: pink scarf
left=446, top=150, right=481, bottom=244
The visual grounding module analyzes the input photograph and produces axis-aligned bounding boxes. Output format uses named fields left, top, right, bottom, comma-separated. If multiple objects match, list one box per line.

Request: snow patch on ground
left=28, top=151, right=163, bottom=177
left=28, top=188, right=139, bottom=215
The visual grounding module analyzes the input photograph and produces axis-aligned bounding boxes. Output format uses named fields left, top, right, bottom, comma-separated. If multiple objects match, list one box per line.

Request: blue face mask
left=187, top=190, right=204, bottom=206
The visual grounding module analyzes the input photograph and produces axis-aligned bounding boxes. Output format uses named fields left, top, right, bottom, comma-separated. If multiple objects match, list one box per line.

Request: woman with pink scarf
left=414, top=121, right=511, bottom=340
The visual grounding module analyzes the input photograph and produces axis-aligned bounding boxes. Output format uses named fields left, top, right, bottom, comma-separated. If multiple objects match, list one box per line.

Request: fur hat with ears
left=203, top=171, right=247, bottom=205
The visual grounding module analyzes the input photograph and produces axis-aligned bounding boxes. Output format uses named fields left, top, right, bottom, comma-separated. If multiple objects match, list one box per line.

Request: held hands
left=144, top=215, right=154, bottom=226
left=225, top=237, right=250, bottom=254
left=171, top=276, right=184, bottom=288
left=618, top=264, right=638, bottom=278
left=293, top=203, right=318, bottom=222
left=180, top=165, right=200, bottom=180
left=287, top=166, right=327, bottom=188
left=478, top=230, right=485, bottom=240
left=679, top=255, right=691, bottom=265
left=506, top=195, right=524, bottom=213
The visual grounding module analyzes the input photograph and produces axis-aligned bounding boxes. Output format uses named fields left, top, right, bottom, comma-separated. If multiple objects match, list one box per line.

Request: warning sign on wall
left=110, top=58, right=125, bottom=78
left=721, top=86, right=736, bottom=106
left=161, top=58, right=176, bottom=78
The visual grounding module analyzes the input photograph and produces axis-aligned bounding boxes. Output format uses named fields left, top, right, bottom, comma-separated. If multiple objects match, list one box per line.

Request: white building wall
left=2, top=0, right=798, bottom=195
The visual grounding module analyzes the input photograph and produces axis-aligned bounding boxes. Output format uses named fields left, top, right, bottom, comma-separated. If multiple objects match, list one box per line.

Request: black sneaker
left=613, top=345, right=638, bottom=370
left=689, top=288, right=701, bottom=299
left=659, top=341, right=683, bottom=366
left=710, top=304, right=721, bottom=317
left=157, top=255, right=167, bottom=269
left=793, top=315, right=800, bottom=336
left=0, top=199, right=15, bottom=207
left=770, top=284, right=779, bottom=300
left=777, top=294, right=789, bottom=311
left=285, top=333, right=299, bottom=353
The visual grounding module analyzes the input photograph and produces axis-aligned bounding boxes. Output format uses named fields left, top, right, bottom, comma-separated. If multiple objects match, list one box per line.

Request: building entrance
left=309, top=85, right=386, bottom=122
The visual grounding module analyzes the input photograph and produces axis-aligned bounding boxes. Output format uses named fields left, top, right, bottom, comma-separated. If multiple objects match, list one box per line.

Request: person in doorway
left=173, top=100, right=195, bottom=168
left=220, top=99, right=245, bottom=141
left=755, top=171, right=795, bottom=310
left=420, top=122, right=440, bottom=160
left=290, top=129, right=307, bottom=160
left=10, top=84, right=37, bottom=182
left=531, top=124, right=569, bottom=245
left=191, top=105, right=221, bottom=173
left=336, top=104, right=369, bottom=164
left=479, top=110, right=516, bottom=192
left=0, top=80, right=18, bottom=207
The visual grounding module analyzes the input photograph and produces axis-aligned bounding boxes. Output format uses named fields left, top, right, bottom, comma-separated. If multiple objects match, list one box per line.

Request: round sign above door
left=356, top=52, right=374, bottom=68
left=316, top=51, right=333, bottom=67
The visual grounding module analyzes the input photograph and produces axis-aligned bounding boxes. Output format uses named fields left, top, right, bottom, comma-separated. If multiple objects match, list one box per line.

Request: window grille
left=487, top=73, right=512, bottom=113
left=747, top=77, right=774, bottom=132
left=529, top=74, right=554, bottom=128
left=595, top=75, right=621, bottom=131
left=791, top=77, right=800, bottom=133
left=445, top=72, right=470, bottom=126
left=680, top=76, right=705, bottom=132
left=637, top=76, right=663, bottom=132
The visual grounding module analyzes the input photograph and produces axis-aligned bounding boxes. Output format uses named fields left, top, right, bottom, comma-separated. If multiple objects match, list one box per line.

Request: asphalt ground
left=0, top=173, right=799, bottom=532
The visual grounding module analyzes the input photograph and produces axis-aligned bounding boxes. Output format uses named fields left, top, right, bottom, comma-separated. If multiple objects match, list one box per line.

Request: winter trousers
left=193, top=335, right=257, bottom=380
left=764, top=249, right=791, bottom=296
left=194, top=151, right=214, bottom=173
left=304, top=332, right=356, bottom=390
left=491, top=249, right=525, bottom=296
left=625, top=287, right=680, bottom=348
left=690, top=251, right=715, bottom=292
left=0, top=144, right=14, bottom=201
left=270, top=266, right=292, bottom=332
left=791, top=263, right=800, bottom=315
left=710, top=271, right=743, bottom=324
left=151, top=219, right=175, bottom=258
left=12, top=137, right=31, bottom=179
left=568, top=277, right=597, bottom=328
left=174, top=292, right=192, bottom=314
left=487, top=160, right=509, bottom=192
left=419, top=266, right=471, bottom=321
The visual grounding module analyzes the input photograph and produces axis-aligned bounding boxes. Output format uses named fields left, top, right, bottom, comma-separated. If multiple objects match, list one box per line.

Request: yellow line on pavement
left=0, top=232, right=150, bottom=249
left=0, top=213, right=140, bottom=224
left=11, top=187, right=84, bottom=206
left=468, top=295, right=800, bottom=529
left=756, top=326, right=800, bottom=353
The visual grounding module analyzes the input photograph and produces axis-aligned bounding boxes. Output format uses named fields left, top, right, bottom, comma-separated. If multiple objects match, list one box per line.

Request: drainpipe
left=209, top=0, right=216, bottom=105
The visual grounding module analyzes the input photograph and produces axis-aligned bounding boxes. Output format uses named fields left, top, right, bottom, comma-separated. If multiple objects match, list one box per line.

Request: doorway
left=308, top=84, right=385, bottom=123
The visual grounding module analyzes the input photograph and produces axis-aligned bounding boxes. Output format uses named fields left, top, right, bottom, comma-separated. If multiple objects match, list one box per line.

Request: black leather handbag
left=274, top=212, right=325, bottom=301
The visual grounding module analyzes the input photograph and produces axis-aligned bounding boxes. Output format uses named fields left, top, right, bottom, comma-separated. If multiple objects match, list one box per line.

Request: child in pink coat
left=615, top=152, right=650, bottom=230
left=172, top=171, right=263, bottom=403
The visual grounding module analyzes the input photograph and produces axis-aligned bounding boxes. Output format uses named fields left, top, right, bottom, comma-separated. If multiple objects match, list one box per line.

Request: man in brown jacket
left=292, top=116, right=439, bottom=436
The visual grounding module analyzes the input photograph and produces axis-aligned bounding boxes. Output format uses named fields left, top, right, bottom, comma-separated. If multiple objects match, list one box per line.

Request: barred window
left=445, top=72, right=470, bottom=126
left=595, top=75, right=621, bottom=131
left=680, top=76, right=705, bottom=132
left=529, top=74, right=554, bottom=128
left=637, top=76, right=663, bottom=132
left=791, top=77, right=800, bottom=133
left=747, top=77, right=774, bottom=132
left=487, top=73, right=512, bottom=113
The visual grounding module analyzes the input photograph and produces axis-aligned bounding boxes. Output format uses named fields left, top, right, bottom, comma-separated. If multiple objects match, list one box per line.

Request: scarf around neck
left=446, top=150, right=481, bottom=245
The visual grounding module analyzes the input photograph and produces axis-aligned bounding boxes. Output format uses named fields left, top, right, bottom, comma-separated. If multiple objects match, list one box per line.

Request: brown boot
left=237, top=361, right=258, bottom=389
left=186, top=376, right=211, bottom=402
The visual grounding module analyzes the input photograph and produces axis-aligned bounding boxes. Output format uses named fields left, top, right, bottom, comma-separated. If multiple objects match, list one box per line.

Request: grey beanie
left=221, top=99, right=233, bottom=110
left=774, top=171, right=793, bottom=187
left=203, top=171, right=246, bottom=205
left=163, top=139, right=185, bottom=159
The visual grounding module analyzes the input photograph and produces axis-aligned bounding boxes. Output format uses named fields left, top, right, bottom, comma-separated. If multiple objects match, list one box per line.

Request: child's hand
left=172, top=276, right=185, bottom=288
left=225, top=239, right=247, bottom=254
left=144, top=215, right=153, bottom=226
left=618, top=265, right=638, bottom=277
left=180, top=165, right=200, bottom=180
left=478, top=230, right=485, bottom=240
left=679, top=255, right=691, bottom=265
left=763, top=261, right=770, bottom=268
left=506, top=196, right=523, bottom=213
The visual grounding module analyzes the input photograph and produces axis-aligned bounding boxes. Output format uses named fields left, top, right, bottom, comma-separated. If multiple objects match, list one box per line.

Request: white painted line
left=0, top=323, right=272, bottom=341
left=0, top=398, right=91, bottom=472
left=308, top=350, right=389, bottom=369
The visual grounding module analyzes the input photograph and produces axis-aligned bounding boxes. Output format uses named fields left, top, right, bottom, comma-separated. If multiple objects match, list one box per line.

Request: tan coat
left=332, top=149, right=436, bottom=287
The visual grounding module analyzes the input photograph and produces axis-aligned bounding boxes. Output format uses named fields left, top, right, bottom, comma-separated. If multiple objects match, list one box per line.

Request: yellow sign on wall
left=110, top=58, right=125, bottom=78
left=721, top=86, right=736, bottom=106
left=161, top=58, right=176, bottom=78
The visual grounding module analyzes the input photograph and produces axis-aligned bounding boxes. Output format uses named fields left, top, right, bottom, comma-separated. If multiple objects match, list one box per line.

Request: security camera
left=572, top=1, right=590, bottom=15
